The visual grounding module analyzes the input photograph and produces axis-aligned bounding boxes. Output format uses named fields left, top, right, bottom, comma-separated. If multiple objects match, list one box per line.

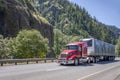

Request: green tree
left=36, top=0, right=118, bottom=44
left=116, top=37, right=120, bottom=56
left=12, top=29, right=49, bottom=58
left=54, top=29, right=69, bottom=56
left=0, top=37, right=11, bottom=59
left=0, top=34, right=3, bottom=39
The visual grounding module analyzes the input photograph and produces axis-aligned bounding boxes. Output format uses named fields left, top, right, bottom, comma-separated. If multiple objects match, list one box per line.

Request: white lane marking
left=77, top=65, right=120, bottom=80
left=46, top=67, right=67, bottom=71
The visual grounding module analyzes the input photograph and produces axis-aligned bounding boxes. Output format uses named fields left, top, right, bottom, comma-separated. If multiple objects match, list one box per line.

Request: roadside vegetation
left=0, top=29, right=49, bottom=59
left=116, top=37, right=120, bottom=56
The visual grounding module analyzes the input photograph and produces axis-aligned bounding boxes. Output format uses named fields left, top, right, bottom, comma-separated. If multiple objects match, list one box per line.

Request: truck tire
left=74, top=58, right=79, bottom=66
left=112, top=56, right=115, bottom=61
left=87, top=59, right=91, bottom=64
left=108, top=57, right=111, bottom=61
left=92, top=57, right=95, bottom=63
left=95, top=58, right=98, bottom=62
left=60, top=63, right=64, bottom=66
left=93, top=57, right=97, bottom=63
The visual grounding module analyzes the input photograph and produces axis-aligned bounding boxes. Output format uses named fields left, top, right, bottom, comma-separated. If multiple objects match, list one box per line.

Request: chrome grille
left=60, top=54, right=67, bottom=58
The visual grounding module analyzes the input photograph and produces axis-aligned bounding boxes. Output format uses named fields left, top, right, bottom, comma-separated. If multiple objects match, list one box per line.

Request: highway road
left=0, top=58, right=120, bottom=80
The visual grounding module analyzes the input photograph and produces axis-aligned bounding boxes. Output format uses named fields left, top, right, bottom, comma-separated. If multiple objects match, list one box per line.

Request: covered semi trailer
left=81, top=38, right=115, bottom=61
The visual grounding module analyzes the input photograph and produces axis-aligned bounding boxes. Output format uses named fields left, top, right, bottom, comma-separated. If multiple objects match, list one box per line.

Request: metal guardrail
left=0, top=58, right=56, bottom=66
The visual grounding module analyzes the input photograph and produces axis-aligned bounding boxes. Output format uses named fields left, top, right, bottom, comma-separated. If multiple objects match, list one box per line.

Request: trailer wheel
left=95, top=58, right=98, bottom=62
left=60, top=63, right=64, bottom=66
left=112, top=56, right=115, bottom=61
left=74, top=58, right=79, bottom=66
left=92, top=57, right=95, bottom=63
left=108, top=57, right=111, bottom=61
left=92, top=57, right=97, bottom=63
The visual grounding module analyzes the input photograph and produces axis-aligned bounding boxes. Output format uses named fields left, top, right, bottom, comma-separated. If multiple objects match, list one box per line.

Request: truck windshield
left=66, top=45, right=78, bottom=50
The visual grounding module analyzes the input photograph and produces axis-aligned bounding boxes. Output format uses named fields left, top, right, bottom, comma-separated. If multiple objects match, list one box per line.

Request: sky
left=69, top=0, right=120, bottom=28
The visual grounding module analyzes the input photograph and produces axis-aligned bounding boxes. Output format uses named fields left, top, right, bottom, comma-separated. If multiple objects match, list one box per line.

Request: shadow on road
left=59, top=63, right=94, bottom=67
left=59, top=60, right=120, bottom=67
left=95, top=60, right=120, bottom=65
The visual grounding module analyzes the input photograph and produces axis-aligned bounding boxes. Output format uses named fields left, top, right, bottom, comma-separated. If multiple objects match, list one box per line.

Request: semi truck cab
left=58, top=42, right=89, bottom=65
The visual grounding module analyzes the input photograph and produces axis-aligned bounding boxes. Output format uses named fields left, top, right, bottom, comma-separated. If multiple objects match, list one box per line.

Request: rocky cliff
left=0, top=0, right=54, bottom=57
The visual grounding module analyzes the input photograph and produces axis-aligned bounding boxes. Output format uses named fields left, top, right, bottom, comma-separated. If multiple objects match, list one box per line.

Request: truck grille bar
left=60, top=54, right=67, bottom=58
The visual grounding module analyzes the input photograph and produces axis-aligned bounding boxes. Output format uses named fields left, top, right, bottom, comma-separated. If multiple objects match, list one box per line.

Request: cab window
left=66, top=45, right=78, bottom=50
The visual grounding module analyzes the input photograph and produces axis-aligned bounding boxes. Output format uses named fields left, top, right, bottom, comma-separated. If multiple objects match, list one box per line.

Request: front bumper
left=57, top=59, right=74, bottom=65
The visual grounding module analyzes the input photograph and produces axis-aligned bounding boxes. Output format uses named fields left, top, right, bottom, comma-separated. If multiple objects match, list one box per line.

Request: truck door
left=82, top=45, right=87, bottom=57
left=78, top=45, right=82, bottom=57
left=82, top=46, right=84, bottom=57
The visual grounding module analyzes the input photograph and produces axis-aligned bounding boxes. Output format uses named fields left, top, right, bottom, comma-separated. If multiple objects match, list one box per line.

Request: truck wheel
left=112, top=56, right=115, bottom=61
left=93, top=57, right=97, bottom=63
left=92, top=57, right=95, bottom=63
left=108, top=57, right=111, bottom=61
left=60, top=63, right=64, bottom=66
left=87, top=59, right=91, bottom=64
left=74, top=58, right=79, bottom=66
left=95, top=58, right=98, bottom=62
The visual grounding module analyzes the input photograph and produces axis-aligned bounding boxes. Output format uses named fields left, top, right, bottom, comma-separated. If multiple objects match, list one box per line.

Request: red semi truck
left=58, top=38, right=115, bottom=65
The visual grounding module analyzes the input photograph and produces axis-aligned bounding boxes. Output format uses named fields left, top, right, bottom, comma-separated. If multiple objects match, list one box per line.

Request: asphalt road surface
left=0, top=58, right=120, bottom=80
